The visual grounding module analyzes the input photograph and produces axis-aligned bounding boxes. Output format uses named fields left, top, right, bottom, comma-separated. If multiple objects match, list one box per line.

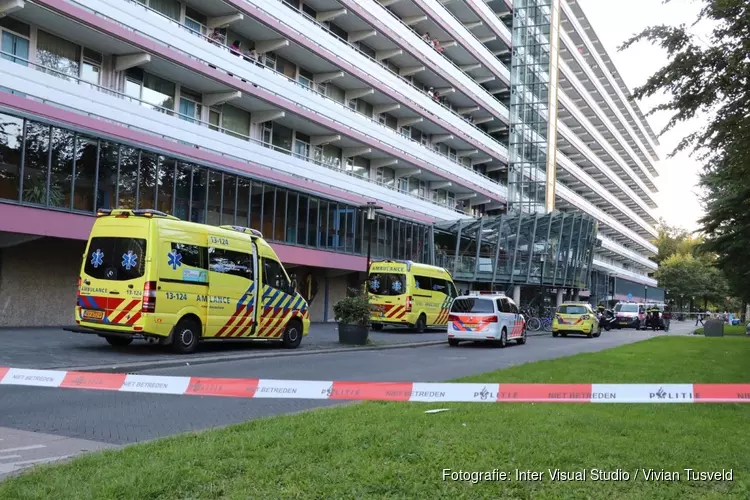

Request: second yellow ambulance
left=367, top=260, right=458, bottom=332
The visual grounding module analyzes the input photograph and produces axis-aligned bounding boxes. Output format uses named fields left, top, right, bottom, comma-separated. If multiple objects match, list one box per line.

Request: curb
left=57, top=340, right=448, bottom=374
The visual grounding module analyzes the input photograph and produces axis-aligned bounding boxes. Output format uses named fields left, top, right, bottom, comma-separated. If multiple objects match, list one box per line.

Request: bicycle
left=521, top=308, right=541, bottom=332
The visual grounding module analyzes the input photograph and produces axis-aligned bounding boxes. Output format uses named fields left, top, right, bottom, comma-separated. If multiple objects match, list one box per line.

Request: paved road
left=0, top=323, right=447, bottom=370
left=0, top=326, right=685, bottom=479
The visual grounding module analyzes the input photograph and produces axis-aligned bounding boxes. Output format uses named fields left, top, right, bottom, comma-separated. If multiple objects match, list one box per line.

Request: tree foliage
left=656, top=253, right=729, bottom=308
left=652, top=218, right=700, bottom=265
left=620, top=0, right=750, bottom=304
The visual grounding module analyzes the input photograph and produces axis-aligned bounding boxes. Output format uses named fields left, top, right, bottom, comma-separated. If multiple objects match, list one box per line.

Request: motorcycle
left=597, top=309, right=617, bottom=331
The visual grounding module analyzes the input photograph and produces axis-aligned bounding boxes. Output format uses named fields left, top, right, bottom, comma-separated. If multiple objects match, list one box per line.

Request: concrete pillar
left=573, top=290, right=580, bottom=301
left=556, top=289, right=564, bottom=307
left=513, top=285, right=521, bottom=305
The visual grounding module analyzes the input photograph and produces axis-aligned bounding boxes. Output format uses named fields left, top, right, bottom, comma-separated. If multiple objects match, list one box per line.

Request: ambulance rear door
left=79, top=217, right=150, bottom=327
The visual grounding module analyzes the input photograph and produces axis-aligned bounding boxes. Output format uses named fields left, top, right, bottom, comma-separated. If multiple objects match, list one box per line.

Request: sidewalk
left=0, top=324, right=447, bottom=372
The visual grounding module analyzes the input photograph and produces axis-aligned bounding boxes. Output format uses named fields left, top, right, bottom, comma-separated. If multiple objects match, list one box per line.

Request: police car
left=447, top=291, right=526, bottom=347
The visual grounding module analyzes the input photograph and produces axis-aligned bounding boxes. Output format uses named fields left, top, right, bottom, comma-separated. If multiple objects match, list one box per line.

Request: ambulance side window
left=431, top=278, right=447, bottom=295
left=172, top=243, right=207, bottom=269
left=263, top=259, right=291, bottom=293
left=414, top=275, right=432, bottom=291
left=209, top=248, right=253, bottom=280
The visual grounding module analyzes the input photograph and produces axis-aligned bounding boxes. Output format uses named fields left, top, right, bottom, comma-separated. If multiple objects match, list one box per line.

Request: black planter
left=338, top=323, right=369, bottom=345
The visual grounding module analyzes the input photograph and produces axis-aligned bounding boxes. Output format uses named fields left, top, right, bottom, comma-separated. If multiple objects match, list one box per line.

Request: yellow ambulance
left=367, top=260, right=458, bottom=333
left=74, top=209, right=310, bottom=354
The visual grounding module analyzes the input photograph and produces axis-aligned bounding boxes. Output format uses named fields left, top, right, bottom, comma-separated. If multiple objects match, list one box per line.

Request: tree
left=656, top=253, right=728, bottom=310
left=652, top=218, right=697, bottom=265
left=620, top=0, right=750, bottom=305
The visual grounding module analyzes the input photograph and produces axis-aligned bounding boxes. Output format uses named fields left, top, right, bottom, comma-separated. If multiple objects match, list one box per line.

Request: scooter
left=597, top=309, right=617, bottom=331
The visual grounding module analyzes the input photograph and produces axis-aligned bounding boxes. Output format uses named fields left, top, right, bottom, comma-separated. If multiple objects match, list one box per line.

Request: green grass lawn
left=694, top=324, right=747, bottom=336
left=1, top=337, right=749, bottom=499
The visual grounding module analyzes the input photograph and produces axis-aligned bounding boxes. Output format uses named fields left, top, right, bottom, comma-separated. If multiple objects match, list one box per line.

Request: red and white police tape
left=1, top=367, right=748, bottom=403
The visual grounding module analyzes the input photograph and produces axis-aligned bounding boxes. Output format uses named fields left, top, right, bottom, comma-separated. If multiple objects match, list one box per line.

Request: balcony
left=558, top=60, right=659, bottom=204
left=108, top=0, right=512, bottom=171
left=556, top=115, right=658, bottom=227
left=561, top=1, right=661, bottom=163
left=0, top=54, right=474, bottom=220
left=17, top=0, right=511, bottom=202
left=558, top=19, right=659, bottom=176
left=592, top=258, right=657, bottom=287
left=596, top=234, right=658, bottom=272
left=296, top=0, right=512, bottom=120
left=380, top=0, right=512, bottom=84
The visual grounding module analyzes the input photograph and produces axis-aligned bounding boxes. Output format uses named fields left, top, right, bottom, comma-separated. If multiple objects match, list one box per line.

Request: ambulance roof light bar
left=96, top=208, right=178, bottom=220
left=220, top=225, right=263, bottom=238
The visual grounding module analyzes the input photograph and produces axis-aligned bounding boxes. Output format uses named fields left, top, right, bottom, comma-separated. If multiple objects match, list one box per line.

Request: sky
left=574, top=0, right=708, bottom=231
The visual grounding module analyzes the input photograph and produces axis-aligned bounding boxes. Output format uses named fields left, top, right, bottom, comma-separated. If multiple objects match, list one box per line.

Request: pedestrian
left=230, top=40, right=241, bottom=55
left=662, top=306, right=672, bottom=332
left=695, top=310, right=704, bottom=326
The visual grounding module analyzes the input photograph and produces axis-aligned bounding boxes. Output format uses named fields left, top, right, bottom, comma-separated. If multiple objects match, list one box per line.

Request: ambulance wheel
left=552, top=332, right=559, bottom=338
left=282, top=320, right=303, bottom=349
left=448, top=338, right=460, bottom=347
left=172, top=317, right=200, bottom=354
left=105, top=336, right=133, bottom=347
left=499, top=328, right=508, bottom=348
left=371, top=323, right=383, bottom=331
left=413, top=314, right=427, bottom=334
left=593, top=328, right=601, bottom=338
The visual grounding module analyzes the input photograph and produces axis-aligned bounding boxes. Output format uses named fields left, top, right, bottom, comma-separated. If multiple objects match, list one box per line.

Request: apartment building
left=0, top=0, right=662, bottom=326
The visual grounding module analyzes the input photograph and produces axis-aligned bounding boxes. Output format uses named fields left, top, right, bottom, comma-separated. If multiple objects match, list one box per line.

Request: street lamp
left=644, top=285, right=648, bottom=303
left=361, top=202, right=383, bottom=287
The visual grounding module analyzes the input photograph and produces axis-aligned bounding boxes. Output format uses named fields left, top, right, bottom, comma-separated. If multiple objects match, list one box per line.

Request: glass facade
left=0, top=110, right=430, bottom=260
left=507, top=0, right=562, bottom=214
left=433, top=211, right=597, bottom=290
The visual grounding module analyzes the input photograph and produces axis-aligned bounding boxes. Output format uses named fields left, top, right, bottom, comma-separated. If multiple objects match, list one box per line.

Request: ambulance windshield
left=367, top=273, right=406, bottom=296
left=84, top=237, right=147, bottom=281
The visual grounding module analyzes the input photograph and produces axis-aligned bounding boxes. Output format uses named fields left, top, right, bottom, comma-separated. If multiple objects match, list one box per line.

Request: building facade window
left=0, top=111, right=427, bottom=259
left=124, top=68, right=176, bottom=115
left=1, top=18, right=30, bottom=66
left=178, top=87, right=202, bottom=123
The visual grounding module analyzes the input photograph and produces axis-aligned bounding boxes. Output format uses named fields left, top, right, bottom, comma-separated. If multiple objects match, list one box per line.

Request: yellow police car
left=551, top=302, right=601, bottom=338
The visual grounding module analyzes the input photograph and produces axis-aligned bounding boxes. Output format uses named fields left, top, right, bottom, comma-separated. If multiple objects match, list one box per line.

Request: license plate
left=83, top=310, right=105, bottom=320
left=465, top=323, right=477, bottom=328
left=620, top=322, right=628, bottom=325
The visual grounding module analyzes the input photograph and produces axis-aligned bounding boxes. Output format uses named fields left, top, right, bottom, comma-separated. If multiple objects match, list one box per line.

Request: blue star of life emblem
left=168, top=249, right=183, bottom=270
left=391, top=280, right=402, bottom=292
left=90, top=249, right=104, bottom=268
left=121, top=251, right=138, bottom=270
left=370, top=278, right=380, bottom=290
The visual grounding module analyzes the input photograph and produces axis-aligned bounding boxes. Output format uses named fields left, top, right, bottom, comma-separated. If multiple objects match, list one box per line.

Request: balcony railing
left=127, top=0, right=489, bottom=174
left=0, top=51, right=472, bottom=218
left=271, top=0, right=511, bottom=143
left=85, top=0, right=506, bottom=196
